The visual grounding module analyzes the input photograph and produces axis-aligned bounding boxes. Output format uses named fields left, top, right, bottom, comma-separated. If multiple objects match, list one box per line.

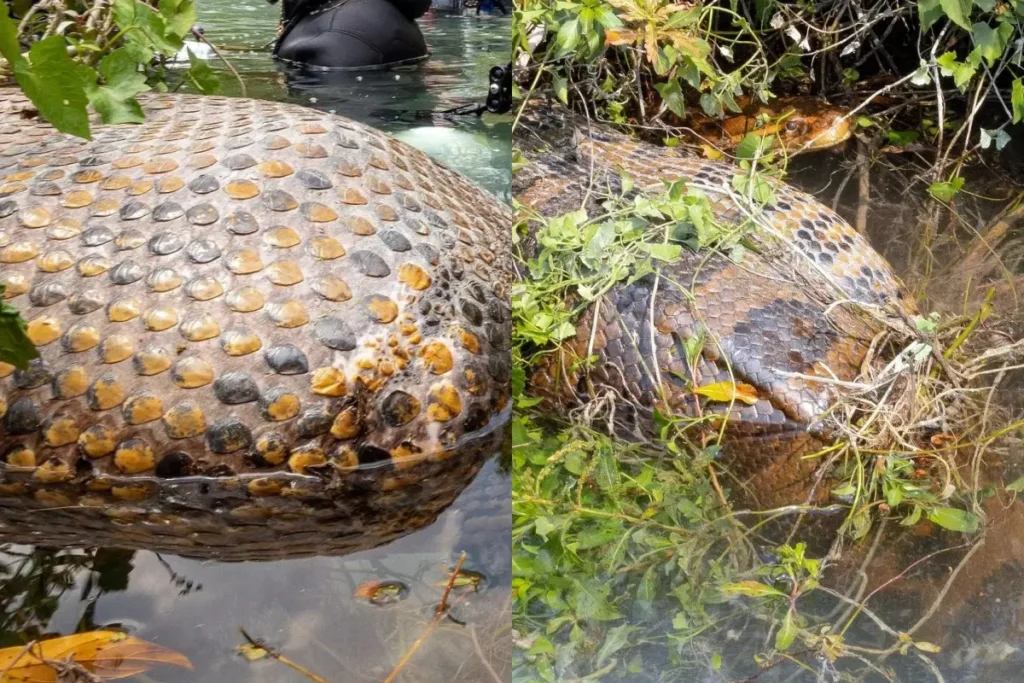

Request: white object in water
left=172, top=40, right=214, bottom=64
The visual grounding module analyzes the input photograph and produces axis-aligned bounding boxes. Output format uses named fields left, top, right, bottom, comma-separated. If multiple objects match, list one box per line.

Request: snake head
left=767, top=98, right=852, bottom=153
left=718, top=97, right=853, bottom=155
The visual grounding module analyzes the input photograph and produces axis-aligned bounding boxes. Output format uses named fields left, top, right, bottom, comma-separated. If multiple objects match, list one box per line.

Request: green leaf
left=928, top=177, right=964, bottom=203
left=927, top=506, right=979, bottom=532
left=0, top=2, right=24, bottom=67
left=919, top=0, right=945, bottom=30
left=775, top=609, right=797, bottom=650
left=638, top=242, right=682, bottom=262
left=940, top=0, right=974, bottom=30
left=185, top=48, right=219, bottom=94
left=555, top=18, right=580, bottom=55
left=552, top=74, right=568, bottom=105
left=887, top=130, right=921, bottom=146
left=87, top=48, right=150, bottom=125
left=595, top=625, right=633, bottom=668
left=159, top=0, right=197, bottom=38
left=735, top=133, right=766, bottom=160
left=16, top=36, right=96, bottom=139
left=113, top=0, right=183, bottom=59
left=573, top=579, right=622, bottom=621
left=1006, top=476, right=1024, bottom=493
left=653, top=80, right=686, bottom=119
left=534, top=516, right=556, bottom=541
left=1012, top=78, right=1024, bottom=124
left=711, top=653, right=722, bottom=670
left=0, top=299, right=40, bottom=370
left=971, top=21, right=1010, bottom=66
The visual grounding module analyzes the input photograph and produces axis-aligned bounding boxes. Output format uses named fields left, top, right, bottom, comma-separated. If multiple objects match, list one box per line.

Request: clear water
left=0, top=10, right=512, bottom=683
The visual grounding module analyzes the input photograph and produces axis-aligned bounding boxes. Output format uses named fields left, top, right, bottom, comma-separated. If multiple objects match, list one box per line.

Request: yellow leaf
left=604, top=28, right=639, bottom=46
left=237, top=644, right=270, bottom=662
left=0, top=631, right=192, bottom=682
left=913, top=640, right=942, bottom=653
left=700, top=144, right=725, bottom=161
left=644, top=25, right=659, bottom=64
left=693, top=381, right=760, bottom=405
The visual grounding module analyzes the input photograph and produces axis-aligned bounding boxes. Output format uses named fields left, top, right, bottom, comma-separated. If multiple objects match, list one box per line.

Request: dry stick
left=855, top=136, right=871, bottom=233
left=238, top=627, right=330, bottom=683
left=469, top=624, right=504, bottom=683
left=382, top=552, right=468, bottom=683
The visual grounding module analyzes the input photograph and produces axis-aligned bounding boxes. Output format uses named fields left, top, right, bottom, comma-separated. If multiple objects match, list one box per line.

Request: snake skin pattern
left=514, top=100, right=916, bottom=507
left=0, top=91, right=512, bottom=560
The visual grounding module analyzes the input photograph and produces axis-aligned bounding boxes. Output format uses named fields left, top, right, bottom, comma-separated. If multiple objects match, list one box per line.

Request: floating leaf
left=354, top=579, right=409, bottom=605
left=0, top=631, right=192, bottom=681
left=237, top=643, right=269, bottom=661
left=720, top=581, right=784, bottom=598
left=914, top=640, right=942, bottom=653
left=694, top=381, right=760, bottom=405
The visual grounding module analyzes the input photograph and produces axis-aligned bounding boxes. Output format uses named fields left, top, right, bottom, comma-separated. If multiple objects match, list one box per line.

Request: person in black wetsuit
left=270, top=0, right=432, bottom=70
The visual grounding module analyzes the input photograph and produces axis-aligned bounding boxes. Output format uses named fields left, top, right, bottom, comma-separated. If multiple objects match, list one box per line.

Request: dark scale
left=213, top=372, right=261, bottom=405
left=265, top=344, right=310, bottom=375
left=206, top=418, right=254, bottom=454
left=188, top=174, right=220, bottom=194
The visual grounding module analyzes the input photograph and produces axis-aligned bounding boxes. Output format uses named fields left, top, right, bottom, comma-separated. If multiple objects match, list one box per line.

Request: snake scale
left=0, top=91, right=512, bottom=561
left=514, top=99, right=917, bottom=507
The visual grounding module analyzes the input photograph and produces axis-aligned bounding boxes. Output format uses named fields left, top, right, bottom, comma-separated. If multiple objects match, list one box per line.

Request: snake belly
left=0, top=91, right=512, bottom=561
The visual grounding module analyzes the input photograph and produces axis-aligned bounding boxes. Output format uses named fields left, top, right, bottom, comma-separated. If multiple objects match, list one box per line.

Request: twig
left=238, top=627, right=330, bottom=683
left=382, top=552, right=468, bottom=683
left=469, top=624, right=504, bottom=683
left=190, top=27, right=247, bottom=97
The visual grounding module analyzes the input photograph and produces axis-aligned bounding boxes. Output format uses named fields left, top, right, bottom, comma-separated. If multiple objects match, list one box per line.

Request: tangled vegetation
left=512, top=0, right=1024, bottom=681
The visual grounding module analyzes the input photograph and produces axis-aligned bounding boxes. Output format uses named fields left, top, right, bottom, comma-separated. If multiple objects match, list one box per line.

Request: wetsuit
left=274, top=0, right=431, bottom=70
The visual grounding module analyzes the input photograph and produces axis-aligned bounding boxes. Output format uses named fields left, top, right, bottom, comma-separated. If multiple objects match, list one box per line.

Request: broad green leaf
left=16, top=36, right=96, bottom=139
left=1012, top=78, right=1024, bottom=124
left=159, top=0, right=197, bottom=38
left=927, top=506, right=979, bottom=532
left=113, top=0, right=183, bottom=59
left=555, top=18, right=580, bottom=55
left=595, top=625, right=633, bottom=668
left=1006, top=476, right=1024, bottom=493
left=919, top=0, right=944, bottom=30
left=87, top=48, right=149, bottom=125
left=534, top=516, right=556, bottom=540
left=735, top=132, right=767, bottom=160
left=654, top=80, right=686, bottom=119
left=972, top=21, right=1011, bottom=66
left=638, top=242, right=682, bottom=262
left=0, top=296, right=40, bottom=370
left=940, top=0, right=973, bottom=30
left=185, top=48, right=219, bottom=94
left=928, top=177, right=964, bottom=202
left=573, top=579, right=622, bottom=621
left=776, top=610, right=797, bottom=650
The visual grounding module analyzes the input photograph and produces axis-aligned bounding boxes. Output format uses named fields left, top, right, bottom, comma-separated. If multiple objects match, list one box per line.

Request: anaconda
left=514, top=99, right=915, bottom=507
left=0, top=91, right=512, bottom=561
